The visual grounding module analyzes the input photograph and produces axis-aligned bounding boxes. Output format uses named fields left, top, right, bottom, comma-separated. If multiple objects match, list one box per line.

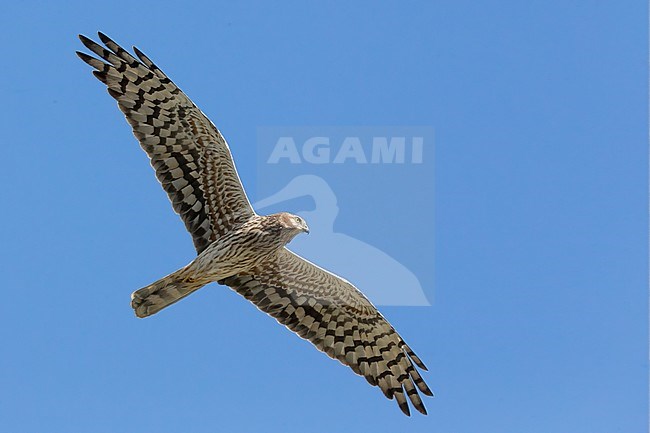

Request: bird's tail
left=131, top=268, right=207, bottom=318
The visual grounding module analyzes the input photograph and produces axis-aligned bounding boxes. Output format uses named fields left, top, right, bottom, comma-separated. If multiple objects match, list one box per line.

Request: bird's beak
left=303, top=225, right=310, bottom=234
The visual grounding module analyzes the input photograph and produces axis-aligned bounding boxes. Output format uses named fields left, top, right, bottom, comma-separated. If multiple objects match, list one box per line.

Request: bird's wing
left=219, top=248, right=432, bottom=416
left=77, top=33, right=255, bottom=254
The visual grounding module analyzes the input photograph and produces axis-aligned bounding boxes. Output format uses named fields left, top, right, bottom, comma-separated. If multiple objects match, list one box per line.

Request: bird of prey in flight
left=77, top=32, right=432, bottom=416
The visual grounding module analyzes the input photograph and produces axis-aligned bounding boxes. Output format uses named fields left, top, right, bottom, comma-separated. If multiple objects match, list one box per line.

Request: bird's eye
left=295, top=216, right=302, bottom=223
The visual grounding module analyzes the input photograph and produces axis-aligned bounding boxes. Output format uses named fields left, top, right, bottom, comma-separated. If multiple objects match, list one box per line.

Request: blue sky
left=0, top=1, right=647, bottom=432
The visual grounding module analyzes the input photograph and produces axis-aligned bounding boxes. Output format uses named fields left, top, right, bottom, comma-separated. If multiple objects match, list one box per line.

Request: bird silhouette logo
left=255, top=174, right=430, bottom=306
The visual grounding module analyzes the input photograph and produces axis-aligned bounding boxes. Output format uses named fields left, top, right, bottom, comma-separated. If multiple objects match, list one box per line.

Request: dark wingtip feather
left=411, top=353, right=427, bottom=371
left=398, top=400, right=411, bottom=416
left=76, top=51, right=103, bottom=69
left=78, top=34, right=95, bottom=49
left=78, top=34, right=114, bottom=62
left=107, top=88, right=123, bottom=99
left=403, top=344, right=427, bottom=371
left=91, top=70, right=107, bottom=84
left=75, top=50, right=89, bottom=61
left=133, top=46, right=156, bottom=69
left=132, top=46, right=147, bottom=60
left=97, top=31, right=112, bottom=44
left=131, top=45, right=170, bottom=81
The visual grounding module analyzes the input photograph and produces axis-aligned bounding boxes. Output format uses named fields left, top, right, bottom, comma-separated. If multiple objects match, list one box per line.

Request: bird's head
left=275, top=212, right=310, bottom=238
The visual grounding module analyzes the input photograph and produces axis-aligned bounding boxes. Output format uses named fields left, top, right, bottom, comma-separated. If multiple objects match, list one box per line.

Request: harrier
left=77, top=33, right=432, bottom=416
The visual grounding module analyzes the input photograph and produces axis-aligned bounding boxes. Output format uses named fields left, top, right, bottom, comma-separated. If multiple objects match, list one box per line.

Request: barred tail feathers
left=131, top=268, right=207, bottom=318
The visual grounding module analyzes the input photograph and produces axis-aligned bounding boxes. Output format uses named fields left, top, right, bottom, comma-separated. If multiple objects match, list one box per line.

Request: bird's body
left=191, top=213, right=302, bottom=278
left=133, top=212, right=308, bottom=317
left=77, top=32, right=432, bottom=416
